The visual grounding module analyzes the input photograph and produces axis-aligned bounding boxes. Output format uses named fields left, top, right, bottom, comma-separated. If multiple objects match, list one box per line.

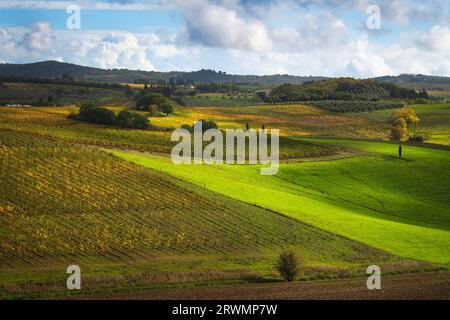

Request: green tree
left=117, top=110, right=149, bottom=129
left=276, top=247, right=302, bottom=282
left=147, top=104, right=159, bottom=116
left=136, top=93, right=167, bottom=110
left=158, top=102, right=174, bottom=116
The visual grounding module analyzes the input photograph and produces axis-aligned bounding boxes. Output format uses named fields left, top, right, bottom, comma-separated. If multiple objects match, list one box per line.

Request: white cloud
left=272, top=12, right=348, bottom=52
left=177, top=0, right=272, bottom=52
left=414, top=25, right=450, bottom=52
left=20, top=22, right=53, bottom=51
left=0, top=24, right=156, bottom=70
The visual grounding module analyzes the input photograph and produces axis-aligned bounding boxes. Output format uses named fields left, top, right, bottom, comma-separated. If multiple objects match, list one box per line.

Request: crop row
left=1, top=129, right=338, bottom=267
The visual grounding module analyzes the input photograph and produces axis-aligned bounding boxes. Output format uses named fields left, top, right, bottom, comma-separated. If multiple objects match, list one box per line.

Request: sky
left=0, top=0, right=449, bottom=77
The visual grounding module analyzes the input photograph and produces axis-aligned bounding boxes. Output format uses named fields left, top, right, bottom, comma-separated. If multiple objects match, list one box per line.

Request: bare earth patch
left=83, top=272, right=450, bottom=300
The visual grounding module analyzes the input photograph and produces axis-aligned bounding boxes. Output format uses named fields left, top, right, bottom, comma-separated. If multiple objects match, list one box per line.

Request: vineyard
left=306, top=100, right=404, bottom=113
left=0, top=128, right=408, bottom=299
left=0, top=107, right=346, bottom=160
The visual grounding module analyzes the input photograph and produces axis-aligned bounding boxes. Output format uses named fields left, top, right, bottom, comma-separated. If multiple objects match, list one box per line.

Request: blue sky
left=0, top=0, right=449, bottom=77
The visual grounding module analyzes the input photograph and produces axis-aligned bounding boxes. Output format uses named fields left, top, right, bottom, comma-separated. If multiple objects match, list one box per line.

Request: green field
left=355, top=103, right=450, bottom=145
left=111, top=139, right=450, bottom=264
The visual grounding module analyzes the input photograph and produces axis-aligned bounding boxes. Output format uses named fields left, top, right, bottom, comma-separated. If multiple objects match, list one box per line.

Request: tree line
left=68, top=103, right=150, bottom=129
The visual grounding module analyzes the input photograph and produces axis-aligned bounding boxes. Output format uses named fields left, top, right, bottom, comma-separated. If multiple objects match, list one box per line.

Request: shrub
left=78, top=103, right=116, bottom=125
left=147, top=104, right=159, bottom=116
left=409, top=131, right=432, bottom=143
left=117, top=110, right=149, bottom=129
left=276, top=246, right=302, bottom=282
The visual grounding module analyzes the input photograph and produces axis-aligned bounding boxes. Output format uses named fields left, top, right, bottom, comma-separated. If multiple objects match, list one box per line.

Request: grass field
left=355, top=103, right=450, bottom=145
left=111, top=139, right=450, bottom=264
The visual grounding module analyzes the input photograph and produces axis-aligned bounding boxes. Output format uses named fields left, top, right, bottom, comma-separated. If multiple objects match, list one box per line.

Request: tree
left=117, top=110, right=149, bottom=129
left=136, top=93, right=167, bottom=110
left=256, top=91, right=268, bottom=102
left=396, top=108, right=420, bottom=138
left=276, top=247, right=302, bottom=282
left=390, top=117, right=408, bottom=141
left=158, top=102, right=174, bottom=116
left=147, top=104, right=159, bottom=116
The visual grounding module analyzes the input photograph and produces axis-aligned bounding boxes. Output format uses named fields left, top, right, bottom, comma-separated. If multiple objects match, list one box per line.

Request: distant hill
left=268, top=78, right=427, bottom=102
left=374, top=74, right=450, bottom=90
left=1, top=61, right=449, bottom=88
left=374, top=74, right=450, bottom=85
left=0, top=61, right=326, bottom=85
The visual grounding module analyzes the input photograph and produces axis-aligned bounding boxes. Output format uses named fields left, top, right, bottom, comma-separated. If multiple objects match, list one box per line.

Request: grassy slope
left=111, top=139, right=450, bottom=264
left=0, top=107, right=345, bottom=160
left=150, top=104, right=386, bottom=138
left=1, top=129, right=402, bottom=298
left=355, top=103, right=450, bottom=145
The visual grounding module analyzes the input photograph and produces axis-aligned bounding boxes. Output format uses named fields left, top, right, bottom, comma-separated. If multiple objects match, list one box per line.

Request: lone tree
left=396, top=107, right=420, bottom=138
left=390, top=117, right=408, bottom=141
left=276, top=246, right=302, bottom=282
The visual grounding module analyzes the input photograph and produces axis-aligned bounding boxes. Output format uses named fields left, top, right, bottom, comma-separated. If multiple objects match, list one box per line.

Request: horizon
left=3, top=59, right=450, bottom=79
left=0, top=0, right=449, bottom=78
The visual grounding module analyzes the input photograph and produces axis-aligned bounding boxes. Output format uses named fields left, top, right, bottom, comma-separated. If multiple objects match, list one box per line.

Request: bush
left=69, top=104, right=149, bottom=129
left=409, top=131, right=432, bottom=143
left=79, top=103, right=116, bottom=125
left=276, top=247, right=302, bottom=282
left=117, top=110, right=149, bottom=129
left=158, top=102, right=174, bottom=116
left=147, top=104, right=159, bottom=116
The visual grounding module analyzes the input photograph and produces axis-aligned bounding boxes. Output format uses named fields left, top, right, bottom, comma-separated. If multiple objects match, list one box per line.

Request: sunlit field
left=111, top=139, right=450, bottom=264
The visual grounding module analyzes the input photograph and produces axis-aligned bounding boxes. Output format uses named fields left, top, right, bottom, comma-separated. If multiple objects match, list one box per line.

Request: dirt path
left=89, top=272, right=450, bottom=300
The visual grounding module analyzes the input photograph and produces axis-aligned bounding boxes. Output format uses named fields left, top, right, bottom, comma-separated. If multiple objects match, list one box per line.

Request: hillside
left=2, top=61, right=450, bottom=89
left=375, top=74, right=450, bottom=91
left=0, top=61, right=326, bottom=85
left=114, top=139, right=450, bottom=263
left=266, top=78, right=428, bottom=112
left=0, top=128, right=403, bottom=298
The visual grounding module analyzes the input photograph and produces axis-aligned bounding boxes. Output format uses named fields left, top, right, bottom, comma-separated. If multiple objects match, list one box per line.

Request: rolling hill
left=2, top=61, right=449, bottom=88
left=0, top=61, right=326, bottom=85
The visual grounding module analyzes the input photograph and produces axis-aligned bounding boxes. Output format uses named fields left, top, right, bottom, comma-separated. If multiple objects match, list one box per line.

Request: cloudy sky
left=0, top=0, right=449, bottom=77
